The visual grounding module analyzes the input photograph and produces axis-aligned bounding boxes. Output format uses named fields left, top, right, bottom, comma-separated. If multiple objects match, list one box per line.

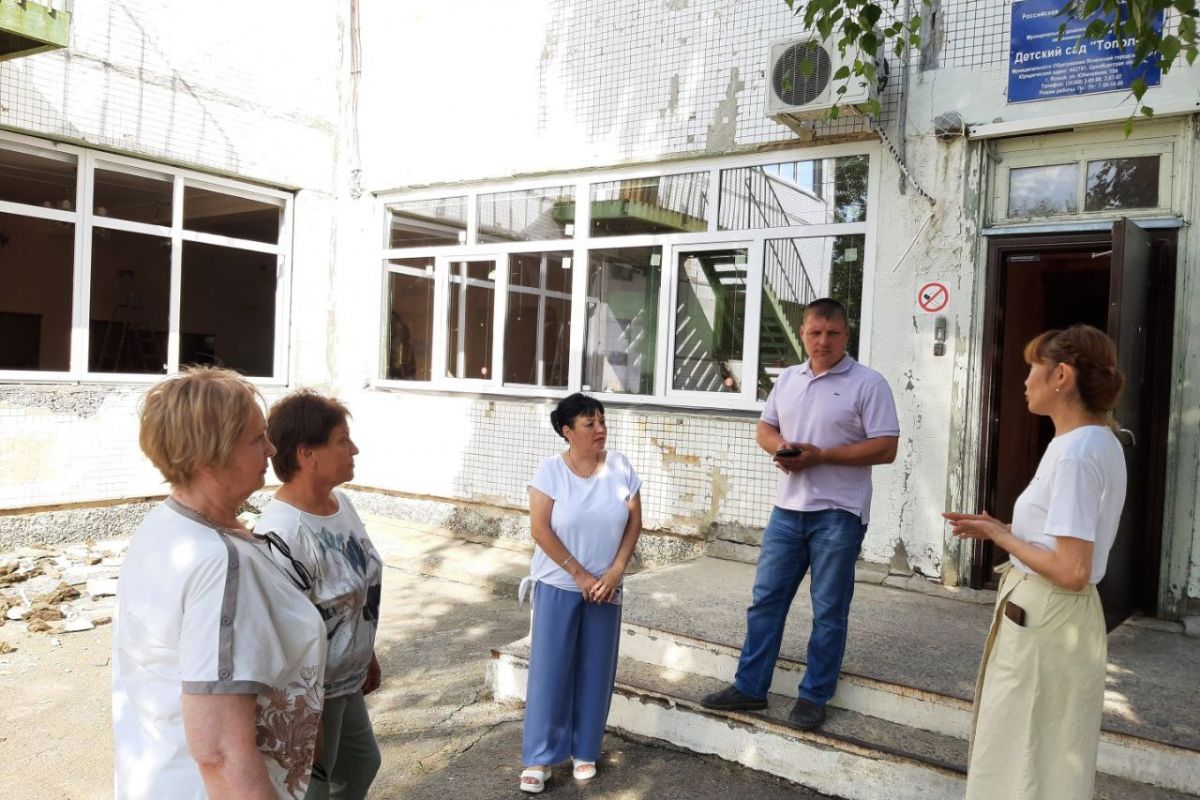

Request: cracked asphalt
left=0, top=551, right=833, bottom=799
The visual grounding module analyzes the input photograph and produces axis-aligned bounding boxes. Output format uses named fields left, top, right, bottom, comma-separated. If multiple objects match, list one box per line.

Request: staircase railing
left=743, top=173, right=816, bottom=334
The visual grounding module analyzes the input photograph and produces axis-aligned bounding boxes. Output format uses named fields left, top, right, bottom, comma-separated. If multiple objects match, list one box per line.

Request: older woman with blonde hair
left=113, top=367, right=327, bottom=800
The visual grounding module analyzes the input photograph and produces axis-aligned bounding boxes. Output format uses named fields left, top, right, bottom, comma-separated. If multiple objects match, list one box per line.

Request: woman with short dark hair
left=945, top=324, right=1127, bottom=799
left=258, top=390, right=383, bottom=800
left=518, top=393, right=643, bottom=793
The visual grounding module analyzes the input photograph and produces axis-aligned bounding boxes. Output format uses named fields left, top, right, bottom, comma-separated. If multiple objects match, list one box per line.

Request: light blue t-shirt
left=526, top=450, right=642, bottom=592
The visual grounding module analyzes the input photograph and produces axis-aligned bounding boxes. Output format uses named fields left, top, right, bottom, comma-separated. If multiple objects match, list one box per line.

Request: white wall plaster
left=1, top=0, right=1198, bottom=606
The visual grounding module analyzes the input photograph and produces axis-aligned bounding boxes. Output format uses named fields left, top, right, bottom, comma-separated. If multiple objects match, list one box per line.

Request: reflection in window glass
left=94, top=168, right=172, bottom=226
left=719, top=155, right=868, bottom=230
left=583, top=247, right=661, bottom=394
left=0, top=147, right=76, bottom=209
left=184, top=186, right=281, bottom=244
left=504, top=252, right=572, bottom=387
left=590, top=173, right=709, bottom=236
left=89, top=229, right=171, bottom=374
left=757, top=234, right=864, bottom=400
left=0, top=213, right=73, bottom=371
left=389, top=197, right=468, bottom=248
left=1008, top=164, right=1078, bottom=217
left=1085, top=156, right=1159, bottom=211
left=446, top=260, right=495, bottom=379
left=180, top=242, right=277, bottom=376
left=478, top=186, right=574, bottom=242
left=673, top=248, right=748, bottom=393
left=386, top=258, right=436, bottom=381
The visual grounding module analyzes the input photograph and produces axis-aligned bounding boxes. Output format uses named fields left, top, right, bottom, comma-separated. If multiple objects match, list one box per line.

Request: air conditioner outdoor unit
left=765, top=36, right=879, bottom=132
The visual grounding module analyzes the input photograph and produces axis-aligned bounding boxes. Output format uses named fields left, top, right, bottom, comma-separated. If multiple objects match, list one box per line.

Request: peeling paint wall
left=0, top=0, right=344, bottom=191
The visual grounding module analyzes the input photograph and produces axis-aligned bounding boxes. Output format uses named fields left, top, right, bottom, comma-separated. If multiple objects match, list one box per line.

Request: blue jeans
left=733, top=507, right=867, bottom=705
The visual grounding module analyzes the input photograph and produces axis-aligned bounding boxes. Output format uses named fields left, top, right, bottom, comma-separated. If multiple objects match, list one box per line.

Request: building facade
left=2, top=0, right=1198, bottom=619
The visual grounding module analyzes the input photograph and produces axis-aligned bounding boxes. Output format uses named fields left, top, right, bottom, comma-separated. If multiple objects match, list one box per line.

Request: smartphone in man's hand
left=776, top=446, right=803, bottom=458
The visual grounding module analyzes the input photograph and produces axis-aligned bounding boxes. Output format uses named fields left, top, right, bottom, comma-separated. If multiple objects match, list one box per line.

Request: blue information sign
left=1008, top=0, right=1162, bottom=104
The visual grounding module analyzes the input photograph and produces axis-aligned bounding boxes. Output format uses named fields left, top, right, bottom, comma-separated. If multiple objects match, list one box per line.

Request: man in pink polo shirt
left=702, top=298, right=899, bottom=730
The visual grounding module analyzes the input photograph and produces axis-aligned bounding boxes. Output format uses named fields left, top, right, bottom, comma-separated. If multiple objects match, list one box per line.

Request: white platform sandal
left=572, top=759, right=597, bottom=781
left=519, top=766, right=551, bottom=793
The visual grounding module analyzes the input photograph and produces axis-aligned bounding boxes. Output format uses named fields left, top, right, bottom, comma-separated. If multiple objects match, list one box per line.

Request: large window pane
left=89, top=229, right=171, bottom=374
left=0, top=212, right=73, bottom=370
left=757, top=234, right=864, bottom=400
left=386, top=258, right=436, bottom=381
left=589, top=173, right=709, bottom=236
left=0, top=147, right=76, bottom=209
left=673, top=248, right=748, bottom=393
left=1008, top=164, right=1078, bottom=217
left=94, top=168, right=173, bottom=226
left=180, top=242, right=276, bottom=376
left=183, top=186, right=281, bottom=244
left=446, top=260, right=495, bottom=379
left=478, top=186, right=574, bottom=242
left=583, top=247, right=661, bottom=394
left=719, top=155, right=868, bottom=230
left=503, top=252, right=572, bottom=388
left=389, top=197, right=467, bottom=248
left=1085, top=156, right=1159, bottom=211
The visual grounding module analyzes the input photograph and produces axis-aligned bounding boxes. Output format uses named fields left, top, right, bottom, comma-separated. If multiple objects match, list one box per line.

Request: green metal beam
left=0, top=0, right=71, bottom=63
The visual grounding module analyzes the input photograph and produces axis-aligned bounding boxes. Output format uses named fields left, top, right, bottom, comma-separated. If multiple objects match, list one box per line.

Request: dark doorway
left=975, top=223, right=1177, bottom=624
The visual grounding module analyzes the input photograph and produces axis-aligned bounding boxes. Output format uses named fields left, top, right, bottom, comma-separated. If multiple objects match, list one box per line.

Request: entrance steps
left=487, top=557, right=1200, bottom=799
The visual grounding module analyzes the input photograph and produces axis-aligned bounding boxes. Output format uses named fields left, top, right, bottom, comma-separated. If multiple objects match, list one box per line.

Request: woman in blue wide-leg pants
left=522, top=583, right=623, bottom=767
left=518, top=393, right=643, bottom=793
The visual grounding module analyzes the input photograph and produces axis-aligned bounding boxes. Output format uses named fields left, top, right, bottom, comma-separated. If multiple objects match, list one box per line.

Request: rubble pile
left=0, top=539, right=125, bottom=643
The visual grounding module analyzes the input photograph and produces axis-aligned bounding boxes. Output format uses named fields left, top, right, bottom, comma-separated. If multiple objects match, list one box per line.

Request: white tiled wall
left=346, top=390, right=779, bottom=536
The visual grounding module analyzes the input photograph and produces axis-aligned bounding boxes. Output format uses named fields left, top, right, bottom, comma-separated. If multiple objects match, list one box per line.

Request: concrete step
left=488, top=642, right=1194, bottom=800
left=617, top=620, right=1200, bottom=796
left=617, top=558, right=1200, bottom=795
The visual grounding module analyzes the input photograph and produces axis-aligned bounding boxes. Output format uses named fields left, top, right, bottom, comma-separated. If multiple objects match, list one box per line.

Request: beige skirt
left=965, top=564, right=1107, bottom=800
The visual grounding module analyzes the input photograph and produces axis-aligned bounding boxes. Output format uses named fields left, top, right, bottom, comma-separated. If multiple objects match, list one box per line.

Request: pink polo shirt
left=760, top=355, right=899, bottom=524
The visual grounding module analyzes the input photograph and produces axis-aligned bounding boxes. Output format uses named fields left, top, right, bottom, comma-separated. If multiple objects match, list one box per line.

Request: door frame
left=972, top=229, right=1177, bottom=608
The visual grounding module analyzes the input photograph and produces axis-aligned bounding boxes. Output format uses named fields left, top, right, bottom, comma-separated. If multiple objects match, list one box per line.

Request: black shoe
left=787, top=697, right=826, bottom=731
left=700, top=684, right=768, bottom=711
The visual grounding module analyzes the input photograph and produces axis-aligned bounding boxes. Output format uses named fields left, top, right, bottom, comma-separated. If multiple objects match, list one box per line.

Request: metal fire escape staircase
left=741, top=171, right=814, bottom=397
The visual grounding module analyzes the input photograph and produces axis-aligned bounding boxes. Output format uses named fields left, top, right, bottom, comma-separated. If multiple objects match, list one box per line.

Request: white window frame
left=440, top=254, right=502, bottom=386
left=0, top=130, right=294, bottom=384
left=374, top=142, right=880, bottom=411
left=988, top=121, right=1180, bottom=226
left=662, top=240, right=760, bottom=405
left=500, top=250, right=574, bottom=390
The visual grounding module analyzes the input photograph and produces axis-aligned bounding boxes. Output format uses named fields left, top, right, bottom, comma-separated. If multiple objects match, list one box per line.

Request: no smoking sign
left=917, top=281, right=949, bottom=313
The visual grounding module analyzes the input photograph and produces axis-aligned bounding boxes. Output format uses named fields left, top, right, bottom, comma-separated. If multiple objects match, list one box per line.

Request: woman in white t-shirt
left=944, top=324, right=1127, bottom=800
left=113, top=368, right=327, bottom=800
left=258, top=390, right=383, bottom=800
left=518, top=393, right=643, bottom=793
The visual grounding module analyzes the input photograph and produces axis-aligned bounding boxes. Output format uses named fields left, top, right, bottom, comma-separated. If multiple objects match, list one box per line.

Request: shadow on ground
left=368, top=562, right=834, bottom=800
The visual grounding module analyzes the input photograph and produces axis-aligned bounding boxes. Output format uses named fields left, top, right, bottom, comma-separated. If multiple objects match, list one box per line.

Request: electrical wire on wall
left=874, top=123, right=936, bottom=206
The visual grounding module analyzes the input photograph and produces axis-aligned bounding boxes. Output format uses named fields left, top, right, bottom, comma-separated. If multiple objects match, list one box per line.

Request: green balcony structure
left=0, top=0, right=70, bottom=62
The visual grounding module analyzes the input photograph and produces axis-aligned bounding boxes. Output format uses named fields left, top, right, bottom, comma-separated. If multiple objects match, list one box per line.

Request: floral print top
left=113, top=500, right=328, bottom=800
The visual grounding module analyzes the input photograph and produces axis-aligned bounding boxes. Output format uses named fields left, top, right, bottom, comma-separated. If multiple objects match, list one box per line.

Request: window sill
left=370, top=379, right=765, bottom=417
